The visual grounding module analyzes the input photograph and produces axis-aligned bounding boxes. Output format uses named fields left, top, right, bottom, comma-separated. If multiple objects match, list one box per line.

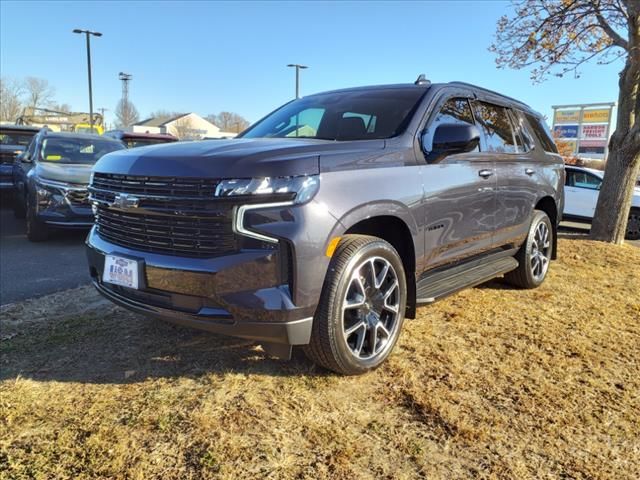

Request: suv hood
left=93, top=138, right=385, bottom=178
left=35, top=162, right=93, bottom=185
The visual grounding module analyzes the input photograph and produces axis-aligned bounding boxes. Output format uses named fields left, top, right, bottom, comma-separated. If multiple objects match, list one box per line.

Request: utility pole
left=118, top=72, right=133, bottom=127
left=287, top=64, right=308, bottom=99
left=73, top=29, right=102, bottom=132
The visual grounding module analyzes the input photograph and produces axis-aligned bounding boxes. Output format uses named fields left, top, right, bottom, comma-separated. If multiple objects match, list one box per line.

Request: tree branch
left=594, top=2, right=629, bottom=49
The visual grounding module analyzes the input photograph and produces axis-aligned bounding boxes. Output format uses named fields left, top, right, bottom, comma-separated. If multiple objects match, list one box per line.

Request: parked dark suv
left=0, top=124, right=41, bottom=191
left=87, top=78, right=564, bottom=374
left=13, top=130, right=125, bottom=241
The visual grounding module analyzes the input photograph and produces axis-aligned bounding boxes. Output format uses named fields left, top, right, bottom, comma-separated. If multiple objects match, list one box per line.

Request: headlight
left=215, top=175, right=319, bottom=204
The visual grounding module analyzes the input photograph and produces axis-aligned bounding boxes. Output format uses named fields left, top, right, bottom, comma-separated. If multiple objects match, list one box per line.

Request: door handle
left=525, top=168, right=535, bottom=176
left=478, top=169, right=494, bottom=178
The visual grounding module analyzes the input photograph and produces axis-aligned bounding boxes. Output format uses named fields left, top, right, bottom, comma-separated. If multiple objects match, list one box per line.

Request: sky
left=0, top=0, right=625, bottom=128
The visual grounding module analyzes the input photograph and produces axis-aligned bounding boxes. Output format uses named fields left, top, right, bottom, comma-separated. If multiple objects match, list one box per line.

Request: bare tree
left=115, top=99, right=140, bottom=128
left=50, top=103, right=72, bottom=113
left=24, top=77, right=55, bottom=110
left=0, top=77, right=24, bottom=122
left=170, top=116, right=196, bottom=140
left=207, top=111, right=250, bottom=133
left=148, top=110, right=181, bottom=122
left=491, top=0, right=639, bottom=244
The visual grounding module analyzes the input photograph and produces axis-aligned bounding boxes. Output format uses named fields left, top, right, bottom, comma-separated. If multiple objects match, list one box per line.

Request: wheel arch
left=535, top=196, right=558, bottom=260
left=341, top=215, right=417, bottom=319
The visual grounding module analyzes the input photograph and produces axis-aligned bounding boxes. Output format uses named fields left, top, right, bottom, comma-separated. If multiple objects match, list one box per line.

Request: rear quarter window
left=523, top=112, right=558, bottom=153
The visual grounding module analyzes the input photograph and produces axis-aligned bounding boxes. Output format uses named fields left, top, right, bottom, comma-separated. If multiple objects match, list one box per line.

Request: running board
left=416, top=255, right=518, bottom=304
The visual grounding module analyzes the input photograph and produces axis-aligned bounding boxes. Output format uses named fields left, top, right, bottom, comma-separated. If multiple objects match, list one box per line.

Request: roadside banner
left=553, top=125, right=579, bottom=138
left=581, top=124, right=608, bottom=139
left=554, top=110, right=580, bottom=124
left=582, top=109, right=610, bottom=123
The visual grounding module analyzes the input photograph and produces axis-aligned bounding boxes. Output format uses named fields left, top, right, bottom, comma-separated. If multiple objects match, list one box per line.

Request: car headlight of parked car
left=215, top=175, right=319, bottom=203
left=215, top=175, right=320, bottom=243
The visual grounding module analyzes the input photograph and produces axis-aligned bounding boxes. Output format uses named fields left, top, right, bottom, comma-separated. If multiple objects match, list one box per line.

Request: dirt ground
left=1, top=239, right=639, bottom=479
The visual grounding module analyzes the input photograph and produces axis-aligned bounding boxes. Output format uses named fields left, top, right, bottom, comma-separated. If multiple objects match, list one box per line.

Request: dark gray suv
left=86, top=78, right=564, bottom=374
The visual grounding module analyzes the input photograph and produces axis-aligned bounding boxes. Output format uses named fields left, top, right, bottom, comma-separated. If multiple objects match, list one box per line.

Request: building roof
left=135, top=113, right=189, bottom=127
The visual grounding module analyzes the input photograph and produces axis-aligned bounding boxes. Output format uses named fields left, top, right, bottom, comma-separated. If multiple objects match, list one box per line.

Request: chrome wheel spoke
left=345, top=320, right=366, bottom=337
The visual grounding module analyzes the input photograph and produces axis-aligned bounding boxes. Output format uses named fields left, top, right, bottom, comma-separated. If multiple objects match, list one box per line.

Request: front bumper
left=86, top=227, right=315, bottom=345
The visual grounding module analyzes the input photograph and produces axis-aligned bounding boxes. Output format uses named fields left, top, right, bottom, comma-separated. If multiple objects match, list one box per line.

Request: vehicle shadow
left=0, top=297, right=322, bottom=384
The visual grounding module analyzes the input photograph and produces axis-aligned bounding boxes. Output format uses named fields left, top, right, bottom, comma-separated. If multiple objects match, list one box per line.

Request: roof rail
left=447, top=81, right=532, bottom=111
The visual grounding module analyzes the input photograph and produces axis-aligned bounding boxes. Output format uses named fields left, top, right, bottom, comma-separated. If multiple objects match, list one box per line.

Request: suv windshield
left=241, top=88, right=426, bottom=141
left=1, top=131, right=36, bottom=146
left=40, top=137, right=124, bottom=164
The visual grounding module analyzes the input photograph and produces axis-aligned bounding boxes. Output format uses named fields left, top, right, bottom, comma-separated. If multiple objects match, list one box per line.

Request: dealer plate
left=103, top=255, right=139, bottom=289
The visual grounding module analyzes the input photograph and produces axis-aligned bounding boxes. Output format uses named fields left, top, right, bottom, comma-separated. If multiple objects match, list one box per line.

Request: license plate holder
left=102, top=254, right=145, bottom=290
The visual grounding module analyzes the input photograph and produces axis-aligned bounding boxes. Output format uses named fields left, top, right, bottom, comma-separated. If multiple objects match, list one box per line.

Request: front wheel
left=626, top=208, right=640, bottom=240
left=26, top=195, right=48, bottom=242
left=504, top=210, right=553, bottom=289
left=304, top=235, right=407, bottom=375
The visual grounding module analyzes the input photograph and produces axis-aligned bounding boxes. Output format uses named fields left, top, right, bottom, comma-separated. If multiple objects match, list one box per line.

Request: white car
left=564, top=165, right=640, bottom=240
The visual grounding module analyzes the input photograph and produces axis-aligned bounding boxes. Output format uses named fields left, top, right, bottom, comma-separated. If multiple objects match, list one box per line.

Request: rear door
left=564, top=168, right=601, bottom=219
left=421, top=96, right=497, bottom=268
left=472, top=102, right=541, bottom=249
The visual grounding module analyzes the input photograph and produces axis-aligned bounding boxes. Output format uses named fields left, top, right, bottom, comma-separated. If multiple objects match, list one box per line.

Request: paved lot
left=0, top=197, right=90, bottom=305
left=1, top=194, right=637, bottom=305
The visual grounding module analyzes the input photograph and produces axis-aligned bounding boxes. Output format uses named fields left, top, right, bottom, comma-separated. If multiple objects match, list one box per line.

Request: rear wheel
left=504, top=210, right=553, bottom=289
left=304, top=235, right=407, bottom=375
left=626, top=208, right=640, bottom=240
left=26, top=194, right=48, bottom=242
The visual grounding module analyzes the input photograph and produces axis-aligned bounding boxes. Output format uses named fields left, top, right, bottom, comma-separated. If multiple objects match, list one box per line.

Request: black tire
left=626, top=208, right=640, bottom=241
left=26, top=194, right=48, bottom=242
left=304, top=234, right=407, bottom=375
left=13, top=191, right=26, bottom=219
left=504, top=210, right=553, bottom=289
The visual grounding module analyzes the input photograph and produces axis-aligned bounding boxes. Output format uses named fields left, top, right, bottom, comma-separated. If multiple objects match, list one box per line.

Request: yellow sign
left=554, top=110, right=580, bottom=124
left=582, top=109, right=610, bottom=123
left=556, top=140, right=577, bottom=153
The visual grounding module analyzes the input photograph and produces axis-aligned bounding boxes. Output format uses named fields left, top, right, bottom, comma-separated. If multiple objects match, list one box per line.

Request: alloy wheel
left=530, top=221, right=551, bottom=281
left=341, top=256, right=401, bottom=361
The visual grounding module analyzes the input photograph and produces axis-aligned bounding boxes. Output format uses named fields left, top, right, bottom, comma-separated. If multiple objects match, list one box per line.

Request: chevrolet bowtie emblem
left=110, top=193, right=140, bottom=209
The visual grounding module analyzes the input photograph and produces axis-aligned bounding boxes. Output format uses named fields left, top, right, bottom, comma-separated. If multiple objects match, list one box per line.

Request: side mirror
left=424, top=123, right=481, bottom=161
left=19, top=154, right=32, bottom=163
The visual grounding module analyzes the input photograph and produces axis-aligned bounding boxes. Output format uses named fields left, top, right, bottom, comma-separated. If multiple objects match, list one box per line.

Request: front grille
left=91, top=173, right=239, bottom=258
left=66, top=189, right=90, bottom=206
left=92, top=173, right=220, bottom=199
left=0, top=152, right=17, bottom=165
left=95, top=206, right=236, bottom=258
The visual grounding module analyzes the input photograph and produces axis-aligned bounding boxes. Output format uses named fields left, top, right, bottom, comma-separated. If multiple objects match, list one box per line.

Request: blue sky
left=0, top=0, right=624, bottom=127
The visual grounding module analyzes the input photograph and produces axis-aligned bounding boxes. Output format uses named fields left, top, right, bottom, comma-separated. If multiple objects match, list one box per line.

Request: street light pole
left=73, top=29, right=102, bottom=133
left=287, top=64, right=308, bottom=99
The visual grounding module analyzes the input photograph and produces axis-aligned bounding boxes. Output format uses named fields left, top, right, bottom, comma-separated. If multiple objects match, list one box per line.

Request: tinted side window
left=432, top=98, right=475, bottom=128
left=523, top=112, right=558, bottom=153
left=424, top=97, right=478, bottom=155
left=472, top=101, right=517, bottom=153
left=566, top=170, right=601, bottom=190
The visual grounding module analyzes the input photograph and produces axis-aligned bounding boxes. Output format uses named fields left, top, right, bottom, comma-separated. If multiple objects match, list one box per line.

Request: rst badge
left=103, top=255, right=139, bottom=289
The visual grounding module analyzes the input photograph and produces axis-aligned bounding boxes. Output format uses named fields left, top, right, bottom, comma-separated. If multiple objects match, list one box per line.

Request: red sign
left=579, top=139, right=607, bottom=148
left=581, top=124, right=607, bottom=139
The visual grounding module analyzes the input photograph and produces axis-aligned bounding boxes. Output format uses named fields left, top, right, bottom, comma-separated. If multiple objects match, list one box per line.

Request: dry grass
left=1, top=239, right=639, bottom=479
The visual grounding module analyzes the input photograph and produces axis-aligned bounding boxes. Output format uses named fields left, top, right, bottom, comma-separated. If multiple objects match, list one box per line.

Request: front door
left=421, top=97, right=497, bottom=269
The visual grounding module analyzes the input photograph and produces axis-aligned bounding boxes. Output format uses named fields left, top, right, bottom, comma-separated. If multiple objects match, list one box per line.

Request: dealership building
left=130, top=113, right=236, bottom=140
left=551, top=102, right=615, bottom=161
